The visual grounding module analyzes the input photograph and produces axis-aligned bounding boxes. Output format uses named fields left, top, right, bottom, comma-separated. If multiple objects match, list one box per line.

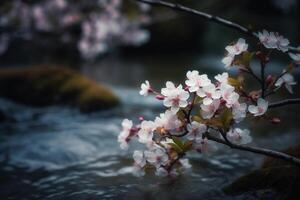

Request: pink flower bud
left=220, top=99, right=227, bottom=105
left=130, top=127, right=139, bottom=135
left=266, top=75, right=273, bottom=85
left=148, top=88, right=153, bottom=93
left=238, top=67, right=248, bottom=74
left=139, top=116, right=144, bottom=121
left=270, top=117, right=281, bottom=124
left=155, top=95, right=165, bottom=100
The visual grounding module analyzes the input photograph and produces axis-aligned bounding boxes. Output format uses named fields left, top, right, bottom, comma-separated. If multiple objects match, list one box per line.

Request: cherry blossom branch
left=204, top=132, right=300, bottom=166
left=269, top=98, right=300, bottom=108
left=136, top=0, right=300, bottom=53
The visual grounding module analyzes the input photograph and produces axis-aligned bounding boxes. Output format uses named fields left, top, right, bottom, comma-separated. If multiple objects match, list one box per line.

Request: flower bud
left=256, top=51, right=269, bottom=64
left=266, top=75, right=273, bottom=85
left=270, top=117, right=281, bottom=124
left=155, top=95, right=165, bottom=100
left=238, top=67, right=247, bottom=74
left=148, top=88, right=154, bottom=93
left=220, top=99, right=227, bottom=105
left=139, top=116, right=144, bottom=122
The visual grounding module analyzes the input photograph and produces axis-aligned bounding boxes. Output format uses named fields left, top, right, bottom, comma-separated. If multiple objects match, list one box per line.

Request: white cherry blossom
left=275, top=73, right=297, bottom=93
left=257, top=30, right=290, bottom=52
left=227, top=128, right=252, bottom=144
left=222, top=38, right=248, bottom=69
left=222, top=54, right=235, bottom=69
left=215, top=72, right=229, bottom=85
left=220, top=84, right=240, bottom=108
left=225, top=38, right=248, bottom=55
left=139, top=80, right=151, bottom=96
left=185, top=70, right=211, bottom=92
left=145, top=147, right=169, bottom=168
left=197, top=84, right=221, bottom=105
left=200, top=99, right=220, bottom=119
left=258, top=30, right=277, bottom=49
left=248, top=98, right=268, bottom=116
left=118, top=119, right=133, bottom=150
left=186, top=121, right=207, bottom=141
left=137, top=120, right=155, bottom=147
left=161, top=81, right=190, bottom=112
left=154, top=110, right=182, bottom=133
left=155, top=167, right=168, bottom=177
left=289, top=52, right=300, bottom=62
left=132, top=150, right=147, bottom=177
left=133, top=150, right=146, bottom=167
left=232, top=103, right=247, bottom=123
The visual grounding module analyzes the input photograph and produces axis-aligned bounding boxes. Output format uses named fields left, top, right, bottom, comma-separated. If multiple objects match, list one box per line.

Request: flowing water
left=0, top=54, right=300, bottom=199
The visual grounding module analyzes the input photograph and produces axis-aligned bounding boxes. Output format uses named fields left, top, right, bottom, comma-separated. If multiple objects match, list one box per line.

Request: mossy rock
left=0, top=66, right=119, bottom=112
left=224, top=144, right=300, bottom=199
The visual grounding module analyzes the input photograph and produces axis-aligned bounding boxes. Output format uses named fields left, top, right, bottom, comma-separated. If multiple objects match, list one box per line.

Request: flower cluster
left=222, top=38, right=248, bottom=69
left=221, top=35, right=297, bottom=94
left=257, top=30, right=290, bottom=52
left=118, top=70, right=272, bottom=177
left=0, top=0, right=150, bottom=59
left=119, top=31, right=299, bottom=177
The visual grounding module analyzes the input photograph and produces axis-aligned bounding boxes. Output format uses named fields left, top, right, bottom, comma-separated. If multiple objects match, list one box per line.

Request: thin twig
left=205, top=133, right=300, bottom=166
left=269, top=98, right=300, bottom=108
left=136, top=0, right=300, bottom=53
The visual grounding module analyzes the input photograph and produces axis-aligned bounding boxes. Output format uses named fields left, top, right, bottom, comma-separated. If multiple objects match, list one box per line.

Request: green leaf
left=194, top=96, right=203, bottom=104
left=172, top=136, right=184, bottom=148
left=168, top=143, right=183, bottom=153
left=219, top=107, right=233, bottom=129
left=240, top=51, right=254, bottom=68
left=182, top=141, right=193, bottom=152
left=192, top=115, right=204, bottom=123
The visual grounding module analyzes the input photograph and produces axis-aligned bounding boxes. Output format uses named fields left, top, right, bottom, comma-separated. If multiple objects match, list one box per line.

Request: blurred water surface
left=0, top=54, right=300, bottom=199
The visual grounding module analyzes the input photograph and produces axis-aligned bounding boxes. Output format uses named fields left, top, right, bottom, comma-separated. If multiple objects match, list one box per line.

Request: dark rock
left=224, top=144, right=300, bottom=200
left=0, top=66, right=119, bottom=112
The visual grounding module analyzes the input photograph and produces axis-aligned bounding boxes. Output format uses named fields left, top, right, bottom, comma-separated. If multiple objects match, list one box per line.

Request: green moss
left=0, top=66, right=119, bottom=112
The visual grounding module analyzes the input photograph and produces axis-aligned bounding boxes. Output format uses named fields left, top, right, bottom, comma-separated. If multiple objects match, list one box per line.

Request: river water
left=0, top=54, right=300, bottom=199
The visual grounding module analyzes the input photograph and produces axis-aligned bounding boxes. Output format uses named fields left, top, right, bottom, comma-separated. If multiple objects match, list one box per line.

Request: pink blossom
left=197, top=84, right=221, bottom=105
left=161, top=81, right=189, bottom=112
left=248, top=98, right=268, bottom=116
left=232, top=103, right=247, bottom=123
left=275, top=73, right=297, bottom=93
left=137, top=120, right=155, bottom=148
left=118, top=119, right=133, bottom=150
left=145, top=147, right=169, bottom=168
left=200, top=99, right=220, bottom=119
left=222, top=38, right=248, bottom=69
left=186, top=121, right=207, bottom=141
left=227, top=128, right=252, bottom=144
left=154, top=110, right=182, bottom=133
left=215, top=72, right=229, bottom=85
left=257, top=30, right=290, bottom=52
left=220, top=84, right=240, bottom=108
left=139, top=80, right=151, bottom=96
left=225, top=38, right=248, bottom=55
left=185, top=70, right=211, bottom=92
